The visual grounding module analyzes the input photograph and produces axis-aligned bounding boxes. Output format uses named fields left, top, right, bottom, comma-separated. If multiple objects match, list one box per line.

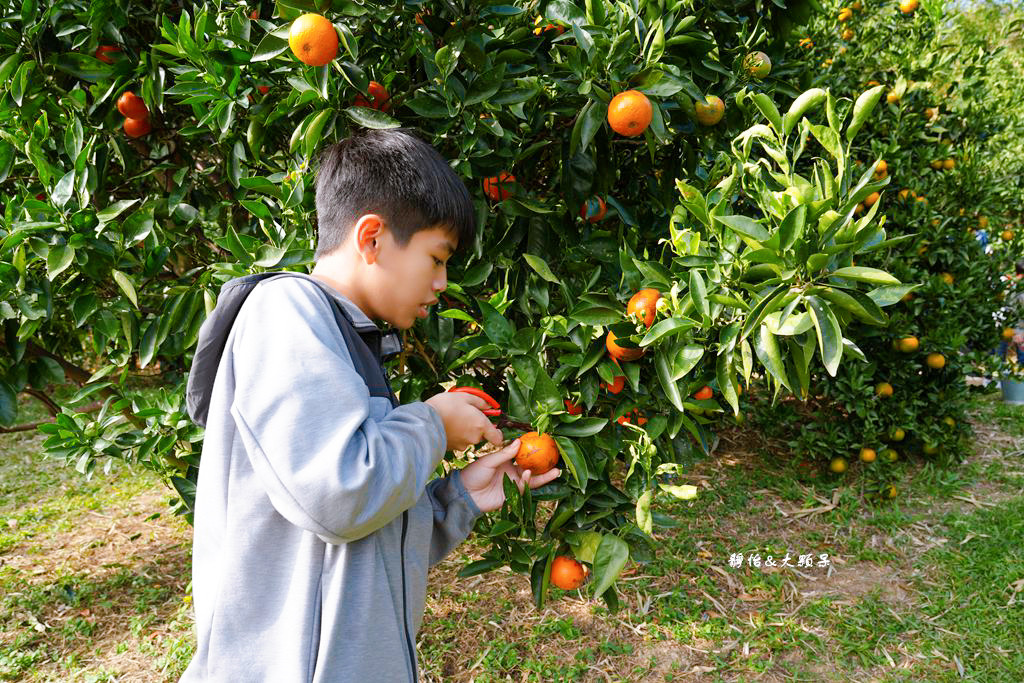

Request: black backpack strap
left=186, top=271, right=400, bottom=428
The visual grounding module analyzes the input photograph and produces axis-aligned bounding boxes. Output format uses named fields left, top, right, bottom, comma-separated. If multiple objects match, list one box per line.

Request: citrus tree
left=0, top=0, right=914, bottom=606
left=745, top=0, right=1023, bottom=490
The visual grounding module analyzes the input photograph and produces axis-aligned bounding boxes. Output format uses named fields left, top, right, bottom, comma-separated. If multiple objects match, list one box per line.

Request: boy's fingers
left=516, top=469, right=532, bottom=493
left=484, top=425, right=504, bottom=446
left=476, top=438, right=519, bottom=464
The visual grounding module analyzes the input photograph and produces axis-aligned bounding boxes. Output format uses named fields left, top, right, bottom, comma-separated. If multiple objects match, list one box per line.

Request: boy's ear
left=353, top=214, right=385, bottom=264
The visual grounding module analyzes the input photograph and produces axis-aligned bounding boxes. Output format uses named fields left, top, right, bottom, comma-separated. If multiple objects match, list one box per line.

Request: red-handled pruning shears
left=447, top=386, right=502, bottom=417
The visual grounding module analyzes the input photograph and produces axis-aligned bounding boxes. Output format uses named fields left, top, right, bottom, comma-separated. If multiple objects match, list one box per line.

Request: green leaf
left=636, top=490, right=653, bottom=535
left=342, top=106, right=400, bottom=130
left=46, top=244, right=74, bottom=281
left=783, top=88, right=826, bottom=137
left=554, top=417, right=608, bottom=438
left=805, top=295, right=842, bottom=377
left=845, top=85, right=886, bottom=142
left=591, top=534, right=629, bottom=598
left=111, top=269, right=138, bottom=309
left=477, top=300, right=515, bottom=346
left=303, top=109, right=333, bottom=158
left=251, top=31, right=289, bottom=62
left=689, top=270, right=709, bottom=318
left=754, top=324, right=792, bottom=392
left=553, top=436, right=589, bottom=489
left=751, top=92, right=782, bottom=133
left=655, top=346, right=685, bottom=411
left=523, top=254, right=559, bottom=283
left=715, top=214, right=770, bottom=242
left=658, top=483, right=698, bottom=500
left=673, top=344, right=704, bottom=381
left=817, top=288, right=886, bottom=325
left=639, top=318, right=694, bottom=346
left=778, top=204, right=806, bottom=251
left=52, top=170, right=75, bottom=208
left=867, top=284, right=916, bottom=307
left=830, top=266, right=900, bottom=285
left=716, top=350, right=739, bottom=415
left=808, top=123, right=840, bottom=159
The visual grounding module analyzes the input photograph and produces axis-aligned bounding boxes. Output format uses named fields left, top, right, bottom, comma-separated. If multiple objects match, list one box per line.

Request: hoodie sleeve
left=227, top=278, right=448, bottom=545
left=424, top=469, right=483, bottom=567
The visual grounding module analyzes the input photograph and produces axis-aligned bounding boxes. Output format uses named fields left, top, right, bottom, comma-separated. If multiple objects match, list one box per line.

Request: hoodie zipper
left=400, top=510, right=417, bottom=682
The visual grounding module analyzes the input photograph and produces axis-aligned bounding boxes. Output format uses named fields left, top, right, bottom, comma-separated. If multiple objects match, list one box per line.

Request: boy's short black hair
left=312, top=128, right=475, bottom=261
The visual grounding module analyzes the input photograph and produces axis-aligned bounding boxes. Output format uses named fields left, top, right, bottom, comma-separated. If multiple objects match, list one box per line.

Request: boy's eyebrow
left=442, top=241, right=456, bottom=255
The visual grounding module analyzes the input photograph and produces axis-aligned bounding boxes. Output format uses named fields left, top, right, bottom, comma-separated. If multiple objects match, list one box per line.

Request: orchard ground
left=1, top=378, right=1022, bottom=682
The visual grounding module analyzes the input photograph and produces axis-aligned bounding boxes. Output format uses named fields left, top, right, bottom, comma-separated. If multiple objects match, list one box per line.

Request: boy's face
left=371, top=223, right=455, bottom=330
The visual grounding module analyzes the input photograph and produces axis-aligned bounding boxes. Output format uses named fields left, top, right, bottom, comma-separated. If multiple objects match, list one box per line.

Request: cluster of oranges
left=117, top=91, right=151, bottom=139
left=930, top=158, right=956, bottom=171
left=890, top=335, right=946, bottom=369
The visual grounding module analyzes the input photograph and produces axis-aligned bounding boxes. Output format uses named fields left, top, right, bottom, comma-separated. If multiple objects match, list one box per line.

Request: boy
left=180, top=129, right=560, bottom=681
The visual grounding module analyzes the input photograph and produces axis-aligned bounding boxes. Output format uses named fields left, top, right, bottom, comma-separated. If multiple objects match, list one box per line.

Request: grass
left=0, top=381, right=193, bottom=682
left=0, top=382, right=1021, bottom=681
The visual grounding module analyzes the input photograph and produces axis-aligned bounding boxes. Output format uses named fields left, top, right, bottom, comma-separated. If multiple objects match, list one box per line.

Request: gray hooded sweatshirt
left=179, top=275, right=482, bottom=682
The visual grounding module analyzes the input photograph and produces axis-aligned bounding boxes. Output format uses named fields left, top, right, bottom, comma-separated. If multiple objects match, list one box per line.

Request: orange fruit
left=482, top=172, right=514, bottom=201
left=116, top=91, right=148, bottom=120
left=515, top=431, right=560, bottom=475
left=930, top=160, right=944, bottom=170
left=940, top=272, right=954, bottom=285
left=897, top=336, right=919, bottom=352
left=978, top=215, right=989, bottom=228
left=889, top=427, right=905, bottom=442
left=926, top=353, right=946, bottom=369
left=874, top=160, right=888, bottom=177
left=123, top=117, right=151, bottom=138
left=943, top=158, right=955, bottom=170
left=842, top=28, right=854, bottom=41
left=695, top=95, right=725, bottom=126
left=838, top=8, right=853, bottom=21
left=882, top=448, right=899, bottom=462
left=564, top=399, right=582, bottom=416
left=550, top=555, right=587, bottom=590
left=693, top=385, right=713, bottom=401
left=942, top=416, right=956, bottom=428
left=898, top=189, right=911, bottom=200
left=883, top=484, right=898, bottom=499
left=606, top=330, right=644, bottom=362
left=617, top=410, right=648, bottom=426
left=607, top=90, right=652, bottom=137
left=830, top=457, right=848, bottom=474
left=533, top=16, right=566, bottom=36
left=579, top=196, right=607, bottom=222
left=1003, top=327, right=1015, bottom=340
left=859, top=447, right=877, bottom=463
left=899, top=0, right=919, bottom=13
left=95, top=45, right=121, bottom=64
left=600, top=375, right=626, bottom=394
left=1002, top=230, right=1014, bottom=241
left=924, top=107, right=938, bottom=119
left=627, top=289, right=662, bottom=328
left=864, top=192, right=880, bottom=207
left=743, top=51, right=772, bottom=78
left=887, top=91, right=901, bottom=104
left=288, top=13, right=339, bottom=67
left=354, top=81, right=391, bottom=112
left=799, top=37, right=814, bottom=49
left=875, top=382, right=894, bottom=398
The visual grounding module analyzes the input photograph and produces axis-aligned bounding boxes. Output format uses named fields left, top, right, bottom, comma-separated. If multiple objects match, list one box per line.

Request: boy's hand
left=424, top=391, right=504, bottom=452
left=459, top=439, right=562, bottom=513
